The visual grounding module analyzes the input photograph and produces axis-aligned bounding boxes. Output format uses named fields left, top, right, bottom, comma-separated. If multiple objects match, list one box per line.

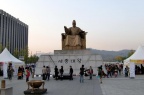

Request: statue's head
left=72, top=20, right=76, bottom=27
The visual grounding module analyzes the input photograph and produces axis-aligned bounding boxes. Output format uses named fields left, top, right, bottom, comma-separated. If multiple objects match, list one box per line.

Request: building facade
left=0, top=9, right=28, bottom=54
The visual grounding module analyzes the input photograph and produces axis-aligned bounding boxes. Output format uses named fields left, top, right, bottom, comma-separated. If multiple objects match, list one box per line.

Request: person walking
left=98, top=66, right=103, bottom=84
left=88, top=66, right=93, bottom=80
left=60, top=66, right=64, bottom=80
left=69, top=66, right=73, bottom=80
left=80, top=65, right=85, bottom=83
left=46, top=66, right=51, bottom=80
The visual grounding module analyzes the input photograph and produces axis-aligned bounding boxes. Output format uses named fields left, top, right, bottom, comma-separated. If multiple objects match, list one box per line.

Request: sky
left=0, top=0, right=144, bottom=54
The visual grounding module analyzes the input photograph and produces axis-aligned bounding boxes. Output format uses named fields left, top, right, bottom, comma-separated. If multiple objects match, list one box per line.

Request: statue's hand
left=64, top=26, right=69, bottom=34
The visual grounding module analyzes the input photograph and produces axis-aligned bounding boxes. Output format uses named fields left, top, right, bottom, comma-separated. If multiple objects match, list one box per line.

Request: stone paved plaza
left=0, top=75, right=144, bottom=95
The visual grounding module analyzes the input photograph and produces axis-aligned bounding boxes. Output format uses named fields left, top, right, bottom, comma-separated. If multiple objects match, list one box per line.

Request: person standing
left=80, top=65, right=85, bottom=83
left=42, top=66, right=46, bottom=80
left=69, top=66, right=73, bottom=80
left=125, top=67, right=128, bottom=77
left=21, top=66, right=24, bottom=79
left=7, top=66, right=12, bottom=80
left=18, top=66, right=22, bottom=79
left=10, top=66, right=14, bottom=78
left=88, top=66, right=93, bottom=80
left=25, top=67, right=30, bottom=82
left=46, top=66, right=51, bottom=80
left=60, top=66, right=64, bottom=80
left=54, top=66, right=59, bottom=80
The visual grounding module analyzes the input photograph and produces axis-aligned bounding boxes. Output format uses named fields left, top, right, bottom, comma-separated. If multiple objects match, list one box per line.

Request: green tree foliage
left=115, top=50, right=135, bottom=62
left=28, top=54, right=39, bottom=63
left=24, top=46, right=29, bottom=64
left=115, top=56, right=124, bottom=62
left=19, top=49, right=25, bottom=56
left=128, top=50, right=135, bottom=57
left=13, top=46, right=39, bottom=64
left=13, top=49, right=19, bottom=58
left=6, top=42, right=9, bottom=50
left=0, top=43, right=3, bottom=53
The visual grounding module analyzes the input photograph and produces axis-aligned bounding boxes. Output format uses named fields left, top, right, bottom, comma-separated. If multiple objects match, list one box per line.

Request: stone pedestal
left=0, top=87, right=13, bottom=95
left=35, top=49, right=103, bottom=76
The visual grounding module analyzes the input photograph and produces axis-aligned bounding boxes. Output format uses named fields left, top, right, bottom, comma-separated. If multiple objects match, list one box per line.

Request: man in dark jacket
left=80, top=65, right=85, bottom=83
left=69, top=66, right=73, bottom=80
left=54, top=66, right=59, bottom=80
left=60, top=66, right=64, bottom=80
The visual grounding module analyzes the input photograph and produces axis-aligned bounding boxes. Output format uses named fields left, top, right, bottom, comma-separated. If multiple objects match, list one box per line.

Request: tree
left=0, top=43, right=3, bottom=53
left=6, top=42, right=9, bottom=50
left=24, top=46, right=29, bottom=64
left=128, top=50, right=135, bottom=57
left=13, top=48, right=19, bottom=58
left=29, top=54, right=39, bottom=63
left=115, top=56, right=126, bottom=62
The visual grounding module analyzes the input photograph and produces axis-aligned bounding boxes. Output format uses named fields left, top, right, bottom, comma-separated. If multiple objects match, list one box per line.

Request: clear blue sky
left=0, top=0, right=144, bottom=54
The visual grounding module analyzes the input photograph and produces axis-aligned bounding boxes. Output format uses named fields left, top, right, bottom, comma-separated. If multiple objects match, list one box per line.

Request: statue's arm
left=64, top=26, right=70, bottom=34
left=79, top=29, right=86, bottom=39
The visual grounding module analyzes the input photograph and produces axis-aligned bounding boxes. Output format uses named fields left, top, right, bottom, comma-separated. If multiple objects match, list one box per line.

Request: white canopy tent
left=124, top=45, right=144, bottom=65
left=123, top=45, right=144, bottom=78
left=0, top=48, right=24, bottom=78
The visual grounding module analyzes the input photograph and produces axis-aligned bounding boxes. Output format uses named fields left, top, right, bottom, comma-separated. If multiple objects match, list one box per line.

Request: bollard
left=1, top=80, right=6, bottom=88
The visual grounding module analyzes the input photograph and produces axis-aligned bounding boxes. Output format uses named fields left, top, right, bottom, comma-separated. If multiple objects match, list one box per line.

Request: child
left=25, top=67, right=30, bottom=82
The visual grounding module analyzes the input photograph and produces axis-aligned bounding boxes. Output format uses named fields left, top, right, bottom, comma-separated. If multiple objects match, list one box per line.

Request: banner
left=130, top=59, right=144, bottom=64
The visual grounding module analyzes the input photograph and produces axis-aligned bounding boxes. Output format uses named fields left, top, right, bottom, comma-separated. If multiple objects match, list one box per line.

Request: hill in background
left=88, top=48, right=131, bottom=61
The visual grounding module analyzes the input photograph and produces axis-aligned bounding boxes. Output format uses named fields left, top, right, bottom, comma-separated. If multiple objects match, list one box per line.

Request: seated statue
left=62, top=20, right=87, bottom=50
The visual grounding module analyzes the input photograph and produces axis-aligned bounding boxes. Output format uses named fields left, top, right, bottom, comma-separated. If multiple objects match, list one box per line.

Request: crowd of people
left=5, top=62, right=144, bottom=84
left=41, top=65, right=95, bottom=83
left=135, top=64, right=144, bottom=74
left=105, top=63, right=123, bottom=78
left=42, top=66, right=51, bottom=80
left=6, top=64, right=34, bottom=82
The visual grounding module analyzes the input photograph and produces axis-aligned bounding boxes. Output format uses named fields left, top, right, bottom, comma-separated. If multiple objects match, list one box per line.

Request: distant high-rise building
left=0, top=9, right=28, bottom=54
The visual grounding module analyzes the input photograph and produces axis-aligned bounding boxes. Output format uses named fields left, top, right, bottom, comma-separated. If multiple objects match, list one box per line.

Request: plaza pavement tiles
left=0, top=76, right=103, bottom=95
left=100, top=75, right=144, bottom=95
left=0, top=75, right=144, bottom=95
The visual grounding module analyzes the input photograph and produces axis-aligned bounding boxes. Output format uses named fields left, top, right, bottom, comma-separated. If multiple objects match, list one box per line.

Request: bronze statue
left=64, top=20, right=85, bottom=39
left=62, top=20, right=87, bottom=50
